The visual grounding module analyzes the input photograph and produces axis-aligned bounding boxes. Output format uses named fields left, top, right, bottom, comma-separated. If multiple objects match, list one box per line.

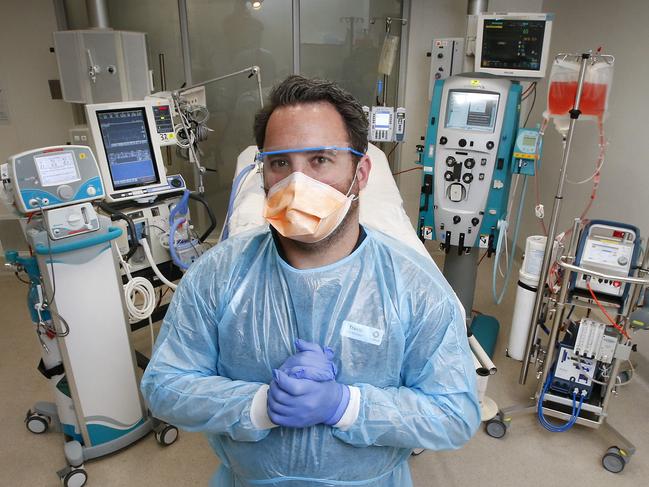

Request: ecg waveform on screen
left=108, top=149, right=152, bottom=165
left=104, top=120, right=148, bottom=148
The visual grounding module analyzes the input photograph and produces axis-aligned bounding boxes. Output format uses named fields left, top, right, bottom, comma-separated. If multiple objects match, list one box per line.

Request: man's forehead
left=264, top=102, right=349, bottom=149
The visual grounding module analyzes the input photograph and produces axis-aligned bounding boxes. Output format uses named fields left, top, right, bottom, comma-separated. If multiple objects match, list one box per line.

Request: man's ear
left=357, top=155, right=372, bottom=191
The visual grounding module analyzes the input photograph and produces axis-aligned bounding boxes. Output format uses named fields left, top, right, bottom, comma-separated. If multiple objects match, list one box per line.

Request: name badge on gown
left=341, top=321, right=384, bottom=346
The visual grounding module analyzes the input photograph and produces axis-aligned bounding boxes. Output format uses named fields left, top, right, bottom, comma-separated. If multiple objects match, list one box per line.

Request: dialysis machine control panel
left=5, top=145, right=104, bottom=214
left=574, top=221, right=640, bottom=298
left=363, top=106, right=406, bottom=143
left=418, top=76, right=521, bottom=252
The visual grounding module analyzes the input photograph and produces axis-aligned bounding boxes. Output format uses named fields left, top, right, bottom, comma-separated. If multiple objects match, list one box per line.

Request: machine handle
left=35, top=227, right=123, bottom=255
left=559, top=257, right=649, bottom=286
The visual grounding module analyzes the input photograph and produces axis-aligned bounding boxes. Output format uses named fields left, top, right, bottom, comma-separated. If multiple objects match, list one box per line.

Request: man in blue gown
left=141, top=75, right=480, bottom=486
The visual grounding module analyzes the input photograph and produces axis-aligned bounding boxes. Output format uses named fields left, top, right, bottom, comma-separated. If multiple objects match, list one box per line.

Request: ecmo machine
left=2, top=146, right=176, bottom=486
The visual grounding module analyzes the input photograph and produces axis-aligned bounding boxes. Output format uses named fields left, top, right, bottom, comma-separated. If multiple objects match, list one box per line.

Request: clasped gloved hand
left=279, top=339, right=337, bottom=381
left=268, top=339, right=350, bottom=428
left=268, top=369, right=350, bottom=428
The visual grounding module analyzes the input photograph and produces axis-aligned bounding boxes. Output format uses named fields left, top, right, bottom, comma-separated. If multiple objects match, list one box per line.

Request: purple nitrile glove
left=279, top=339, right=337, bottom=382
left=267, top=369, right=350, bottom=428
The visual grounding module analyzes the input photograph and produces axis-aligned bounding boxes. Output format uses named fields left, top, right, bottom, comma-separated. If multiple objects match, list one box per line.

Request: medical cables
left=492, top=175, right=529, bottom=304
left=537, top=372, right=587, bottom=433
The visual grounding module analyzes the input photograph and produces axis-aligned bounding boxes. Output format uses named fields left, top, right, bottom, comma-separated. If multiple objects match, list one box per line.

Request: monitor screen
left=445, top=91, right=500, bottom=132
left=480, top=19, right=546, bottom=72
left=374, top=112, right=391, bottom=128
left=34, top=151, right=80, bottom=186
left=95, top=108, right=161, bottom=190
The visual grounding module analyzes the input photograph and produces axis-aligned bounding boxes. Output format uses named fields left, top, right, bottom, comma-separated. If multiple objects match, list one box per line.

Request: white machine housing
left=475, top=12, right=553, bottom=79
left=112, top=197, right=177, bottom=273
left=86, top=100, right=186, bottom=203
left=7, top=146, right=148, bottom=450
left=53, top=30, right=151, bottom=104
left=429, top=37, right=465, bottom=97
left=432, top=76, right=513, bottom=247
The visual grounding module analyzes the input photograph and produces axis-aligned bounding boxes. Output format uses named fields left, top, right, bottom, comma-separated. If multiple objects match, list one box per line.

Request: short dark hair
left=254, top=75, right=368, bottom=156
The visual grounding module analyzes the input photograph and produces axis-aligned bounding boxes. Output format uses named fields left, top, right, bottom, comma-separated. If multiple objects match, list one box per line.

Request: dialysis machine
left=417, top=74, right=522, bottom=361
left=2, top=146, right=178, bottom=486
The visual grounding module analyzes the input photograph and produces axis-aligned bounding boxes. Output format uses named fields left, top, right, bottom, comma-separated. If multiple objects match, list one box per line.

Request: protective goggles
left=256, top=145, right=365, bottom=186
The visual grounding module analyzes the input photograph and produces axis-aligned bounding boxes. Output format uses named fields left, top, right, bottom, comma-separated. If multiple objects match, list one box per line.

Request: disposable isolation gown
left=141, top=227, right=480, bottom=486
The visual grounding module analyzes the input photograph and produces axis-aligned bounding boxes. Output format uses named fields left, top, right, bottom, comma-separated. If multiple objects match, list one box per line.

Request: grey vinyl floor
left=1, top=249, right=647, bottom=486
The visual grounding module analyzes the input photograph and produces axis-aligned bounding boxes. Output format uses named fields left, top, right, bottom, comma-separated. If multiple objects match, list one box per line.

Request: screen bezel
left=444, top=90, right=500, bottom=133
left=95, top=107, right=162, bottom=191
left=474, top=13, right=553, bottom=79
left=86, top=100, right=169, bottom=202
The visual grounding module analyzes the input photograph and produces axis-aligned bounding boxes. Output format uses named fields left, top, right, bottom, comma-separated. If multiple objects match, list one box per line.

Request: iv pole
left=519, top=52, right=591, bottom=384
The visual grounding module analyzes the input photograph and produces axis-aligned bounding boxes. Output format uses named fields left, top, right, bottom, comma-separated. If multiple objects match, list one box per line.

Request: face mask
left=263, top=171, right=358, bottom=243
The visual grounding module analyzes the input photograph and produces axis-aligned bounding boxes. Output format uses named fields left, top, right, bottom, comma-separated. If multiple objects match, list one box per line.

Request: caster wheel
left=155, top=424, right=179, bottom=446
left=25, top=410, right=50, bottom=434
left=485, top=418, right=507, bottom=439
left=62, top=468, right=87, bottom=487
left=411, top=448, right=425, bottom=456
left=602, top=446, right=628, bottom=473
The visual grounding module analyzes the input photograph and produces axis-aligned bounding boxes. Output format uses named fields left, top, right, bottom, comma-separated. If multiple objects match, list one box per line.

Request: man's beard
left=289, top=198, right=359, bottom=253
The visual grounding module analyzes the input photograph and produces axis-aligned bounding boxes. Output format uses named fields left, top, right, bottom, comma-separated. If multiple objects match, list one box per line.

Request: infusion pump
left=363, top=106, right=406, bottom=143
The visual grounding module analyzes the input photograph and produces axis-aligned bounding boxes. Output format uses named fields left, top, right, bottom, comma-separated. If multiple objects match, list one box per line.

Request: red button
left=613, top=281, right=621, bottom=288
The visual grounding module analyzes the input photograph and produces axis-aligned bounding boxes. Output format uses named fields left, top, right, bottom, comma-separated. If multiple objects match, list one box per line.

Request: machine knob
left=464, top=158, right=476, bottom=169
left=437, top=53, right=444, bottom=58
left=453, top=216, right=461, bottom=224
left=444, top=171, right=454, bottom=181
left=618, top=256, right=629, bottom=266
left=67, top=213, right=82, bottom=227
left=87, top=186, right=97, bottom=196
left=472, top=217, right=480, bottom=226
left=57, top=185, right=74, bottom=200
left=439, top=136, right=448, bottom=145
left=459, top=138, right=467, bottom=147
left=29, top=198, right=39, bottom=208
left=486, top=141, right=495, bottom=150
left=170, top=177, right=182, bottom=188
left=462, top=173, right=474, bottom=184
left=446, top=156, right=456, bottom=166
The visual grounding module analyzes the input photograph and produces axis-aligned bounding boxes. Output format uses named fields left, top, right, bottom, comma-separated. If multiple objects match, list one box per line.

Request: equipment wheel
left=485, top=418, right=507, bottom=439
left=602, top=446, right=628, bottom=473
left=25, top=410, right=50, bottom=434
left=155, top=424, right=179, bottom=447
left=62, top=468, right=87, bottom=487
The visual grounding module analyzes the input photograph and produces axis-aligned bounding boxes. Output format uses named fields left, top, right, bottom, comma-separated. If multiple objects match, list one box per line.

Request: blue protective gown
left=141, top=227, right=480, bottom=486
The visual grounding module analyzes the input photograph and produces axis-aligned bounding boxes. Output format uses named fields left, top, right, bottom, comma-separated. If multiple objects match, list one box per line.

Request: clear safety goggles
left=257, top=145, right=365, bottom=187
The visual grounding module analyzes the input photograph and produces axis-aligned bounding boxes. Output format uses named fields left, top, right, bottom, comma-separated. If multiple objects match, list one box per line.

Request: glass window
left=299, top=0, right=404, bottom=108
left=186, top=0, right=293, bottom=220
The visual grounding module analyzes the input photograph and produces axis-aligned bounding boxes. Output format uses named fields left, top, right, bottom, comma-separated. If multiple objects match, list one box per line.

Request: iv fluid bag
left=545, top=55, right=614, bottom=121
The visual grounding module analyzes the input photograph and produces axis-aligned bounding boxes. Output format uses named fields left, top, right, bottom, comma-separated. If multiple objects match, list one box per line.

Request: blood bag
left=545, top=54, right=614, bottom=122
